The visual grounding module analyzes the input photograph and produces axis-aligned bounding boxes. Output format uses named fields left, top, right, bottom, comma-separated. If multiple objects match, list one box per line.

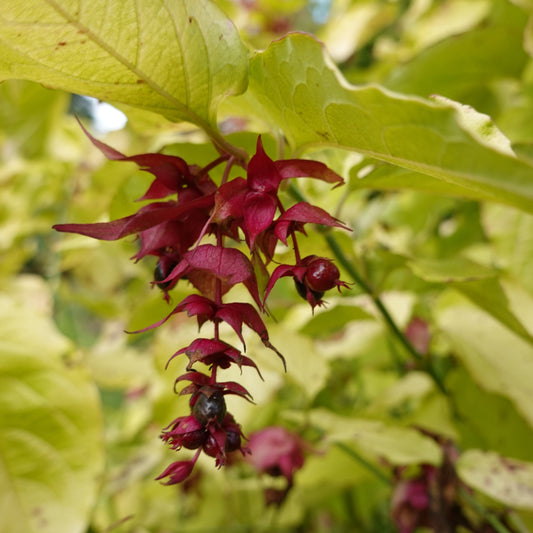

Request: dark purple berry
left=202, top=434, right=220, bottom=458
left=225, top=430, right=241, bottom=452
left=192, top=390, right=227, bottom=426
left=305, top=258, right=340, bottom=292
left=154, top=261, right=175, bottom=291
left=181, top=429, right=207, bottom=450
left=294, top=278, right=324, bottom=303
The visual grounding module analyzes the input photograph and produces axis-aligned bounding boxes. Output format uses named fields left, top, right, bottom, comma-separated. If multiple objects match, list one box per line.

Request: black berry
left=192, top=390, right=227, bottom=426
left=294, top=278, right=324, bottom=303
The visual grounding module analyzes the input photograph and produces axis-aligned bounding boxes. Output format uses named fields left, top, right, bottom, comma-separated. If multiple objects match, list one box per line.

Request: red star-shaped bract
left=174, top=371, right=253, bottom=403
left=167, top=338, right=263, bottom=377
left=203, top=137, right=345, bottom=252
left=74, top=117, right=217, bottom=199
left=54, top=195, right=214, bottom=242
left=155, top=451, right=201, bottom=485
left=131, top=294, right=285, bottom=367
left=273, top=202, right=350, bottom=245
left=159, top=244, right=262, bottom=307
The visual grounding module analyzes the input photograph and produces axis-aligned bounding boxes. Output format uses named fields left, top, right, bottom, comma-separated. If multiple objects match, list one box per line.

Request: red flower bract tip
left=155, top=449, right=201, bottom=485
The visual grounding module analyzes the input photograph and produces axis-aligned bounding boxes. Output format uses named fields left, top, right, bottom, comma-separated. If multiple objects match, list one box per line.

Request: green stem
left=287, top=183, right=448, bottom=394
left=205, top=125, right=249, bottom=168
left=508, top=512, right=532, bottom=533
left=334, top=442, right=392, bottom=486
left=326, top=232, right=448, bottom=395
left=325, top=233, right=421, bottom=361
left=459, top=488, right=514, bottom=533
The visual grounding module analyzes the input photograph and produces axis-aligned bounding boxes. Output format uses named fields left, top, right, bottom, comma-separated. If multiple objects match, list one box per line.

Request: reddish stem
left=211, top=222, right=225, bottom=384
left=198, top=154, right=229, bottom=179
left=277, top=198, right=301, bottom=262
left=291, top=230, right=301, bottom=263
left=221, top=156, right=236, bottom=186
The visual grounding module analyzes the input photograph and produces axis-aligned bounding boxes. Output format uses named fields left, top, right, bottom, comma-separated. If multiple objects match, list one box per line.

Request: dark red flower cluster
left=54, top=124, right=349, bottom=484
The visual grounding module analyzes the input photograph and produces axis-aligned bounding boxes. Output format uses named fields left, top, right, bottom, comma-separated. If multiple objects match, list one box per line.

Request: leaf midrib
left=44, top=0, right=205, bottom=127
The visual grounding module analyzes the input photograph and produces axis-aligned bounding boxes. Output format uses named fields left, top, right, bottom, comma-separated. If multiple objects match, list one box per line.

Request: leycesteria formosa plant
left=54, top=122, right=350, bottom=484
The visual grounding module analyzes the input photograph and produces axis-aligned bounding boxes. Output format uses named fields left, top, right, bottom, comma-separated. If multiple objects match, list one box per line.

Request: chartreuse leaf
left=448, top=368, right=533, bottom=461
left=457, top=450, right=533, bottom=510
left=454, top=278, right=533, bottom=346
left=349, top=163, right=506, bottom=201
left=299, top=304, right=374, bottom=339
left=437, top=294, right=533, bottom=428
left=0, top=283, right=103, bottom=533
left=406, top=256, right=496, bottom=283
left=406, top=257, right=533, bottom=345
left=385, top=6, right=528, bottom=100
left=310, top=409, right=441, bottom=466
left=482, top=204, right=533, bottom=296
left=239, top=33, right=533, bottom=213
left=0, top=0, right=247, bottom=131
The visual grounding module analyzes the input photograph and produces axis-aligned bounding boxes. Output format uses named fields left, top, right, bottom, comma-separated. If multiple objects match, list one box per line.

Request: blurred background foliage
left=2, top=0, right=533, bottom=532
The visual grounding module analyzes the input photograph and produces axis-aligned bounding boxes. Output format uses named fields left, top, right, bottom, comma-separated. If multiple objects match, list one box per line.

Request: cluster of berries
left=54, top=124, right=349, bottom=484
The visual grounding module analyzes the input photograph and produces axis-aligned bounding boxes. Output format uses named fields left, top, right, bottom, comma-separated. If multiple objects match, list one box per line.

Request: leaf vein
left=43, top=0, right=200, bottom=124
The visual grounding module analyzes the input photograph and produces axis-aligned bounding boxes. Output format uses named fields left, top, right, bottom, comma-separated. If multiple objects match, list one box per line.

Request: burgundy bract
left=54, top=125, right=349, bottom=485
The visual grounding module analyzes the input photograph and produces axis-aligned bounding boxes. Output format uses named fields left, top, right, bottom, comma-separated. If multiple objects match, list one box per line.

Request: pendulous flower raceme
left=54, top=123, right=350, bottom=484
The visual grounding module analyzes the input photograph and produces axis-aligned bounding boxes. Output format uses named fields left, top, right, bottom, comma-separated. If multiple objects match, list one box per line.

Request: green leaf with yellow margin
left=0, top=0, right=248, bottom=131
left=406, top=257, right=533, bottom=345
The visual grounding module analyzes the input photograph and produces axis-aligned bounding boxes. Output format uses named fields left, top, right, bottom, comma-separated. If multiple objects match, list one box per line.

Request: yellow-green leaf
left=437, top=297, right=533, bottom=428
left=238, top=33, right=533, bottom=213
left=457, top=450, right=533, bottom=509
left=0, top=281, right=104, bottom=533
left=0, top=0, right=248, bottom=129
left=311, top=409, right=442, bottom=466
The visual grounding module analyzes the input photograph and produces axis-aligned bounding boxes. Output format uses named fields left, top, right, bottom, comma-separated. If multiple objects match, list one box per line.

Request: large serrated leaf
left=238, top=33, right=533, bottom=213
left=0, top=0, right=248, bottom=129
left=0, top=284, right=104, bottom=533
